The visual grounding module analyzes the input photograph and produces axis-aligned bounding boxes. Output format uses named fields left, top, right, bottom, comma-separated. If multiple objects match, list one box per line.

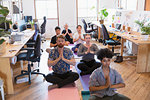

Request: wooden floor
left=3, top=40, right=150, bottom=100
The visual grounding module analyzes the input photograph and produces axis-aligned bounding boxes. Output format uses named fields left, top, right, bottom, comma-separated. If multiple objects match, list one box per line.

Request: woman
left=89, top=48, right=130, bottom=100
left=77, top=34, right=101, bottom=76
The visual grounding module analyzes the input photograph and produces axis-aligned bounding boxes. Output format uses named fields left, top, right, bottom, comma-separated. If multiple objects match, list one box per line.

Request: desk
left=92, top=21, right=102, bottom=40
left=92, top=21, right=150, bottom=73
left=0, top=29, right=34, bottom=94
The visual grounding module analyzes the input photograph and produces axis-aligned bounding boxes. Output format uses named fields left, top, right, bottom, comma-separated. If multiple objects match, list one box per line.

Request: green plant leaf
left=0, top=39, right=5, bottom=45
left=135, top=20, right=150, bottom=35
left=90, top=6, right=95, bottom=10
left=5, top=20, right=12, bottom=24
left=99, top=9, right=108, bottom=20
left=104, top=12, right=108, bottom=17
left=0, top=4, right=12, bottom=37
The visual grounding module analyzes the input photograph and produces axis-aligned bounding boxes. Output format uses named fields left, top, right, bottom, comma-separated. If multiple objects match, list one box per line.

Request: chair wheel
left=28, top=81, right=31, bottom=84
left=98, top=39, right=103, bottom=43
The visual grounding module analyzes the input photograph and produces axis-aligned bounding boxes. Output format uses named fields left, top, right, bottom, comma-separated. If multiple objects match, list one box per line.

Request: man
left=62, top=24, right=73, bottom=44
left=77, top=34, right=101, bottom=76
left=89, top=48, right=130, bottom=100
left=50, top=26, right=69, bottom=47
left=72, top=25, right=85, bottom=53
left=46, top=34, right=79, bottom=90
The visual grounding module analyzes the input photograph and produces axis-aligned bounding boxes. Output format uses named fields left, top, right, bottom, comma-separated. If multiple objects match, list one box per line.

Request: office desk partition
left=0, top=29, right=34, bottom=94
left=92, top=21, right=150, bottom=73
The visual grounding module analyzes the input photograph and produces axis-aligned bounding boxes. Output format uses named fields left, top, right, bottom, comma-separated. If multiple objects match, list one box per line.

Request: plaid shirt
left=49, top=47, right=74, bottom=74
left=89, top=66, right=124, bottom=98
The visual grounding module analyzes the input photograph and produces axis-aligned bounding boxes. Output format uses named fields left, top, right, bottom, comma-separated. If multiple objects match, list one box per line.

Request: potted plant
left=0, top=5, right=12, bottom=55
left=135, top=20, right=150, bottom=35
left=28, top=20, right=35, bottom=30
left=99, top=8, right=108, bottom=24
left=135, top=20, right=150, bottom=40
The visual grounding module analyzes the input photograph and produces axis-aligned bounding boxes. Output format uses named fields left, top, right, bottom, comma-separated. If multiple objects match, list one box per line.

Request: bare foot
left=75, top=48, right=78, bottom=52
left=48, top=84, right=58, bottom=90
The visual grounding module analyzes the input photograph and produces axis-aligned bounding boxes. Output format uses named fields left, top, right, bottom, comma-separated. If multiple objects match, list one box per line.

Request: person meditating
left=62, top=24, right=73, bottom=44
left=50, top=26, right=69, bottom=47
left=46, top=34, right=79, bottom=90
left=72, top=25, right=84, bottom=53
left=89, top=48, right=130, bottom=100
left=77, top=34, right=101, bottom=76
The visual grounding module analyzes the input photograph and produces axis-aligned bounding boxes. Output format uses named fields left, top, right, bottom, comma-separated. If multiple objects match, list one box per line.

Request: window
left=36, top=0, right=58, bottom=19
left=99, top=0, right=118, bottom=9
left=121, top=0, right=137, bottom=10
left=78, top=0, right=97, bottom=17
left=77, top=0, right=97, bottom=25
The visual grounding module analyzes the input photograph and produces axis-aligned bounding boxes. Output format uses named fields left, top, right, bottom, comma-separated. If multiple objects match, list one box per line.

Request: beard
left=57, top=44, right=64, bottom=48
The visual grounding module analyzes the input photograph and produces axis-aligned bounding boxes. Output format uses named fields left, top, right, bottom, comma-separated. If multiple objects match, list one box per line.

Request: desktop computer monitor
left=24, top=16, right=32, bottom=23
left=115, top=24, right=121, bottom=30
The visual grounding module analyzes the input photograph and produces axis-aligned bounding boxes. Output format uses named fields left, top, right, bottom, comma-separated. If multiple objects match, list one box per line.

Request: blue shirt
left=49, top=47, right=74, bottom=74
left=89, top=66, right=124, bottom=98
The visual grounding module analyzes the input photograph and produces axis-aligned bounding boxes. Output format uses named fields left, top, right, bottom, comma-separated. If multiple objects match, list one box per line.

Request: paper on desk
left=12, top=41, right=23, bottom=45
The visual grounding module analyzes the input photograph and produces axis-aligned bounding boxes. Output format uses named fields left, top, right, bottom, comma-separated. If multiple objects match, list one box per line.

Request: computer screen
left=115, top=24, right=121, bottom=30
left=24, top=16, right=32, bottom=23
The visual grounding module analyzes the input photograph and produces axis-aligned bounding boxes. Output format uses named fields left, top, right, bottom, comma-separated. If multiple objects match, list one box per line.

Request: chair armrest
left=87, top=22, right=92, bottom=27
left=26, top=42, right=35, bottom=45
left=21, top=47, right=35, bottom=51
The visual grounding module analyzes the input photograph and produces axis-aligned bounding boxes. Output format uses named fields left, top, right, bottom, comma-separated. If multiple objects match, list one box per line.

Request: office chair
left=15, top=34, right=45, bottom=84
left=101, top=24, right=123, bottom=63
left=81, top=19, right=97, bottom=33
left=40, top=16, right=46, bottom=43
left=101, top=24, right=121, bottom=53
left=0, top=79, right=4, bottom=100
left=81, top=19, right=98, bottom=40
left=25, top=24, right=39, bottom=47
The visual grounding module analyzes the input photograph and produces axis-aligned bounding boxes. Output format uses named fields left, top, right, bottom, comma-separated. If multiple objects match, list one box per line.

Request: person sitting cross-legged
left=50, top=26, right=69, bottom=47
left=89, top=48, right=130, bottom=100
left=62, top=24, right=74, bottom=44
left=46, top=34, right=79, bottom=90
left=72, top=25, right=85, bottom=53
left=77, top=34, right=101, bottom=76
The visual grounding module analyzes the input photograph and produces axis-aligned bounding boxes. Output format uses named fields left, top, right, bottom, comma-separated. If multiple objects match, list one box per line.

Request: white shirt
left=73, top=32, right=84, bottom=44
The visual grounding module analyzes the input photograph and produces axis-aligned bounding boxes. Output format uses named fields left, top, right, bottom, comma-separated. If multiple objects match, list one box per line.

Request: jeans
left=72, top=43, right=81, bottom=52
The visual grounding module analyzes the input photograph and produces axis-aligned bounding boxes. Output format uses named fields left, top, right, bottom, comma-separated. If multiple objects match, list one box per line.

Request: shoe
left=114, top=56, right=123, bottom=63
left=117, top=56, right=123, bottom=63
left=114, top=56, right=119, bottom=62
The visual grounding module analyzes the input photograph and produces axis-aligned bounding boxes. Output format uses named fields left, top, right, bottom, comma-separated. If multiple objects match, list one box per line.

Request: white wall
left=58, top=0, right=77, bottom=33
left=137, top=0, right=145, bottom=11
left=38, top=19, right=58, bottom=38
left=22, top=0, right=35, bottom=19
left=22, top=0, right=77, bottom=38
